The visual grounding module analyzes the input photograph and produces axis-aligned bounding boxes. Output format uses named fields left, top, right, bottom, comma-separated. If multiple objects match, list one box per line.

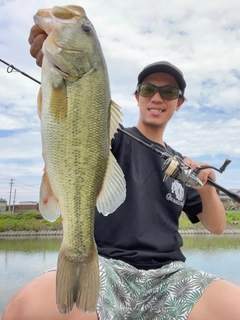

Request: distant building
left=11, top=201, right=39, bottom=213
left=0, top=198, right=7, bottom=212
left=218, top=189, right=240, bottom=210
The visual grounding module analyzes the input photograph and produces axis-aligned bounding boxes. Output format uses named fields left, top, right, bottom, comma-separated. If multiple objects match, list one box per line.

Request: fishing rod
left=1, top=58, right=239, bottom=203
left=118, top=127, right=240, bottom=204
left=0, top=58, right=41, bottom=84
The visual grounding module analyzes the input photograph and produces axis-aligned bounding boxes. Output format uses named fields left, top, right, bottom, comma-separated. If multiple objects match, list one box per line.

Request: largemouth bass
left=34, top=5, right=126, bottom=314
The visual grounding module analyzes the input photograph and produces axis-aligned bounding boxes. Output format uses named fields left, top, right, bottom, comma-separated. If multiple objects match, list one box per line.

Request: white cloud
left=0, top=0, right=239, bottom=202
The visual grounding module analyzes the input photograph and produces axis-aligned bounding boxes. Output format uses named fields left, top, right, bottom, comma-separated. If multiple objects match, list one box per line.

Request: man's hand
left=28, top=25, right=47, bottom=67
left=184, top=157, right=216, bottom=187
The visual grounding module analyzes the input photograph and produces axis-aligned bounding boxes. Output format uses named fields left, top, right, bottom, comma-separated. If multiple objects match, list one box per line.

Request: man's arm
left=184, top=158, right=226, bottom=235
left=197, top=184, right=226, bottom=234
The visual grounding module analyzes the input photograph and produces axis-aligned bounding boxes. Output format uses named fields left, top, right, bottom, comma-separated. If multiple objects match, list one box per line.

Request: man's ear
left=176, top=98, right=184, bottom=111
left=135, top=93, right=139, bottom=105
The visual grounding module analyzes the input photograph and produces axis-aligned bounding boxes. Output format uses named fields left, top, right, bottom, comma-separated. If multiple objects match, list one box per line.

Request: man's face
left=136, top=72, right=184, bottom=129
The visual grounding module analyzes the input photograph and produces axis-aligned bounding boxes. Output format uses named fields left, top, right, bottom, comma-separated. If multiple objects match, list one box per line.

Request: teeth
left=149, top=109, right=163, bottom=113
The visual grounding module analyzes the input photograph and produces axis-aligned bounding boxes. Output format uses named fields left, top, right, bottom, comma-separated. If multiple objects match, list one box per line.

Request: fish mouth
left=45, top=42, right=84, bottom=77
left=54, top=63, right=70, bottom=75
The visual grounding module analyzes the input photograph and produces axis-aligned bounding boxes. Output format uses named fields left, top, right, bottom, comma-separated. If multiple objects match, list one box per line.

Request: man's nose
left=151, top=89, right=164, bottom=102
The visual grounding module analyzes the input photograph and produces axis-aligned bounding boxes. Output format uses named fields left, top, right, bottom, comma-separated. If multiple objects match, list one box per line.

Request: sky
left=0, top=0, right=239, bottom=205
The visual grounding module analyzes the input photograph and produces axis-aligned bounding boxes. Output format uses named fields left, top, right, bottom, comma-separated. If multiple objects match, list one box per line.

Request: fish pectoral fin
left=96, top=100, right=125, bottom=215
left=109, top=100, right=123, bottom=143
left=50, top=81, right=68, bottom=121
left=39, top=169, right=60, bottom=222
left=37, top=87, right=42, bottom=119
left=96, top=151, right=126, bottom=216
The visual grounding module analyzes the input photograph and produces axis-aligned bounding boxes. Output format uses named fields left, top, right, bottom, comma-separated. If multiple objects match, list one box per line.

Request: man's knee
left=2, top=271, right=57, bottom=320
left=188, top=279, right=240, bottom=320
left=2, top=271, right=99, bottom=320
left=2, top=290, right=27, bottom=320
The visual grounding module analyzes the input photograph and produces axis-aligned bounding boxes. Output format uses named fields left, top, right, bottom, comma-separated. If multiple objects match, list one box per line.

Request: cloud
left=0, top=0, right=239, bottom=203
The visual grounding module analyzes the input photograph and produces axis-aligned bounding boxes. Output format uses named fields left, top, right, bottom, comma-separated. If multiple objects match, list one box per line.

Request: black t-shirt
left=94, top=126, right=202, bottom=270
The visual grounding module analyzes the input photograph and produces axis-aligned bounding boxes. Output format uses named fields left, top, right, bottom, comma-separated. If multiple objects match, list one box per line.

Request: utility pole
left=8, top=178, right=14, bottom=213
left=12, top=189, right=16, bottom=213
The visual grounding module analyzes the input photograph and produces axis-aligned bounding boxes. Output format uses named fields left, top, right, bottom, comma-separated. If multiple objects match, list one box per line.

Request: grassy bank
left=0, top=210, right=240, bottom=233
left=179, top=211, right=240, bottom=229
left=0, top=211, right=62, bottom=232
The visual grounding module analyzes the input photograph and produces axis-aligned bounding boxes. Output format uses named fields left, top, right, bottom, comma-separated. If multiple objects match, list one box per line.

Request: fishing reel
left=162, top=156, right=232, bottom=189
left=118, top=127, right=240, bottom=202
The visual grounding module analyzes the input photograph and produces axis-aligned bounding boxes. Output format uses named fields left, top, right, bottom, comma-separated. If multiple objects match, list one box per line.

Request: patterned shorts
left=96, top=256, right=219, bottom=320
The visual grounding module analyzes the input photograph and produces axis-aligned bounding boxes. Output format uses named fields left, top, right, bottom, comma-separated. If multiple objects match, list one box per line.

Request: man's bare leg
left=2, top=271, right=98, bottom=320
left=188, top=279, right=240, bottom=320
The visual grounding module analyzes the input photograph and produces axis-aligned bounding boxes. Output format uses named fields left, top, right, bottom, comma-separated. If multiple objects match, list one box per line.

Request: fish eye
left=82, top=24, right=92, bottom=32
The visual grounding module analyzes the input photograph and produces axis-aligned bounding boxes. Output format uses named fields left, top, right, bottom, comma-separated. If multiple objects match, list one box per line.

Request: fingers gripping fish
left=34, top=5, right=126, bottom=314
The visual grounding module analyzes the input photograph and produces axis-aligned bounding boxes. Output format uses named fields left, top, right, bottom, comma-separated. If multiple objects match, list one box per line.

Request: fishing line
left=0, top=58, right=41, bottom=84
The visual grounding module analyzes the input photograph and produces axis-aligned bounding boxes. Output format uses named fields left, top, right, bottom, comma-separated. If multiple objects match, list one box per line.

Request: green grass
left=179, top=211, right=240, bottom=229
left=0, top=211, right=62, bottom=232
left=0, top=210, right=240, bottom=232
left=179, top=213, right=202, bottom=229
left=225, top=211, right=240, bottom=225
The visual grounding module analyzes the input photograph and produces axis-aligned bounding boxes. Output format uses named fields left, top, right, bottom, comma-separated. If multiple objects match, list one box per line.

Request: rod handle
left=207, top=178, right=240, bottom=203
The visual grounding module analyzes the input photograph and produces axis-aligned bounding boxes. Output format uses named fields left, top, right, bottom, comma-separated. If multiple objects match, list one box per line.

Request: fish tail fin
left=76, top=248, right=99, bottom=312
left=56, top=246, right=99, bottom=314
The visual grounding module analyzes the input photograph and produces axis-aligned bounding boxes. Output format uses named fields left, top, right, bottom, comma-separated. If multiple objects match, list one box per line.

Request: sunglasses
left=137, top=83, right=182, bottom=100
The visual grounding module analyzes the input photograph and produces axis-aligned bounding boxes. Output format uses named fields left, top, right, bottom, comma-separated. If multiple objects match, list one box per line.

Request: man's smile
left=148, top=108, right=165, bottom=114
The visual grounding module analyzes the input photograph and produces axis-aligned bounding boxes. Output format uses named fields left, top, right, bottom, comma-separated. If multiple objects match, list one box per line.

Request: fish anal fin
left=39, top=169, right=60, bottom=222
left=56, top=245, right=99, bottom=314
left=96, top=151, right=126, bottom=216
left=109, top=100, right=123, bottom=142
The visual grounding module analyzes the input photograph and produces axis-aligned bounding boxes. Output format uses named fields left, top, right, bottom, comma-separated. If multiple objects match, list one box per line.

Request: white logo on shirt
left=166, top=181, right=184, bottom=206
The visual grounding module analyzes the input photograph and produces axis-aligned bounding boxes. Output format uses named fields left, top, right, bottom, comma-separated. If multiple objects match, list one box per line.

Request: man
left=2, top=25, right=240, bottom=320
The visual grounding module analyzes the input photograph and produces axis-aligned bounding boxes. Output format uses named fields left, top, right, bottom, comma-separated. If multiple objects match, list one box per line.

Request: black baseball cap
left=137, top=61, right=186, bottom=92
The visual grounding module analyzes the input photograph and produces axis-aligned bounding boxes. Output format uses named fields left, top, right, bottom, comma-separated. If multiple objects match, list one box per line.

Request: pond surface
left=1, top=235, right=240, bottom=315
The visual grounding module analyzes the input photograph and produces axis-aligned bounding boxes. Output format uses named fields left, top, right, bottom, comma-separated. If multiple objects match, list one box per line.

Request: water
left=182, top=235, right=240, bottom=285
left=1, top=235, right=240, bottom=315
left=0, top=237, right=61, bottom=315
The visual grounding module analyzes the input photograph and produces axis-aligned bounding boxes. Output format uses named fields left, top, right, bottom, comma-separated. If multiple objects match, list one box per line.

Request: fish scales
left=34, top=5, right=126, bottom=314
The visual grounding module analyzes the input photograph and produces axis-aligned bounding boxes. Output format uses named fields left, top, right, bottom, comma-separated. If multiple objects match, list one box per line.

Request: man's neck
left=136, top=123, right=166, bottom=147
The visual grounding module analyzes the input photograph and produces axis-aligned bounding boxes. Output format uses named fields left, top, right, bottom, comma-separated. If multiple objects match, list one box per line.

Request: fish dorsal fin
left=96, top=100, right=126, bottom=215
left=96, top=151, right=126, bottom=215
left=39, top=169, right=61, bottom=222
